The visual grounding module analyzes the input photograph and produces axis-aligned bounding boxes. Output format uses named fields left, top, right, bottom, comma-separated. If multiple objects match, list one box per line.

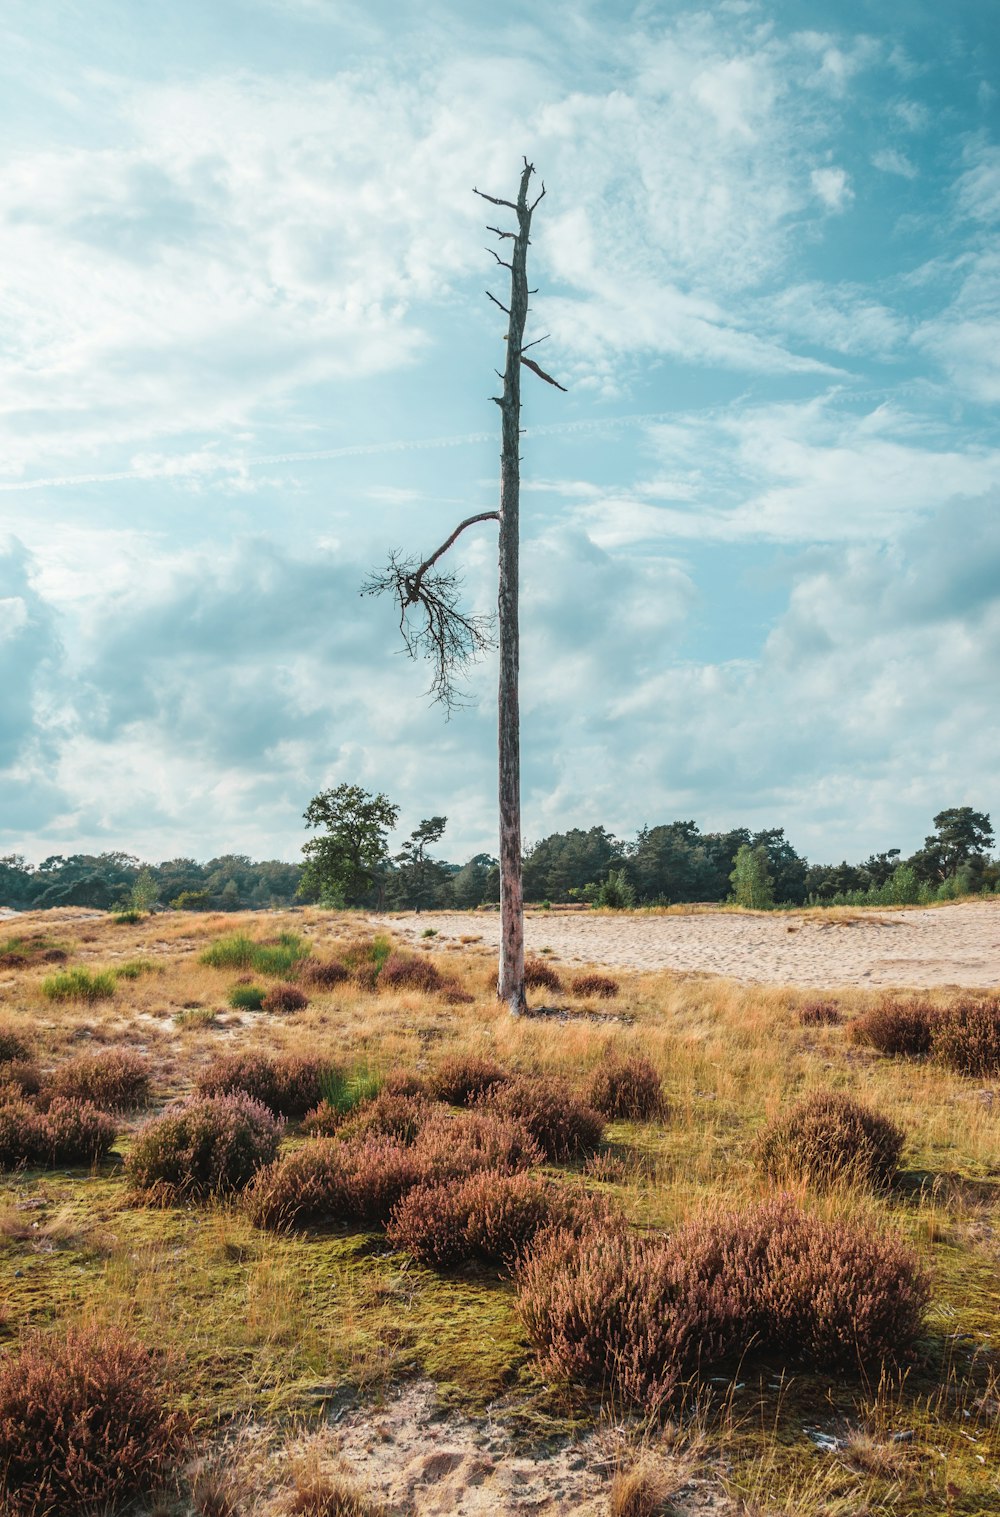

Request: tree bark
left=496, top=161, right=536, bottom=1016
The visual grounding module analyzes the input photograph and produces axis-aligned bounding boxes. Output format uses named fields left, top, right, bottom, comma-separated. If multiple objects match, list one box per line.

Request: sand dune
left=388, top=899, right=1000, bottom=989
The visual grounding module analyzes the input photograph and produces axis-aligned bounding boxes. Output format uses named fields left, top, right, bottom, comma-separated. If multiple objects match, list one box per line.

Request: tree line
left=1, top=801, right=994, bottom=914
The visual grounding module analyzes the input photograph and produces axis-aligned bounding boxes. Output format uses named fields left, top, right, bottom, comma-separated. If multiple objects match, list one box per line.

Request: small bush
left=388, top=1170, right=612, bottom=1268
left=127, top=1094, right=281, bottom=1199
left=338, top=1092, right=433, bottom=1145
left=228, top=982, right=267, bottom=1011
left=0, top=1061, right=41, bottom=1099
left=381, top=1068, right=430, bottom=1099
left=49, top=1049, right=152, bottom=1111
left=524, top=956, right=562, bottom=992
left=0, top=1325, right=188, bottom=1516
left=0, top=935, right=67, bottom=968
left=197, top=1051, right=328, bottom=1118
left=0, top=1096, right=116, bottom=1169
left=113, top=907, right=144, bottom=924
left=340, top=935, right=393, bottom=988
left=300, top=958, right=350, bottom=989
left=42, top=967, right=117, bottom=1003
left=0, top=1025, right=31, bottom=1064
left=429, top=1055, right=509, bottom=1106
left=571, top=973, right=620, bottom=999
left=517, top=1198, right=927, bottom=1409
left=756, top=1092, right=905, bottom=1189
left=848, top=998, right=937, bottom=1057
left=377, top=952, right=445, bottom=994
left=416, top=1107, right=543, bottom=1176
left=482, top=1075, right=604, bottom=1159
left=798, top=999, right=842, bottom=1027
left=935, top=997, right=1000, bottom=1077
left=262, top=982, right=309, bottom=1014
left=588, top=1057, right=666, bottom=1121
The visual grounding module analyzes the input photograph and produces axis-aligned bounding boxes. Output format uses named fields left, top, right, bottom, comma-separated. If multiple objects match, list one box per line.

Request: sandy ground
left=388, top=899, right=1000, bottom=989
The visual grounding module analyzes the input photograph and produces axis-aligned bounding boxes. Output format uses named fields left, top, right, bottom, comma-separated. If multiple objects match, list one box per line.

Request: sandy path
left=387, top=899, right=1000, bottom=989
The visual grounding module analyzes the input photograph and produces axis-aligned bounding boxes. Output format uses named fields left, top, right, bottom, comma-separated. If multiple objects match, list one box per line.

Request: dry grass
left=0, top=903, right=998, bottom=1513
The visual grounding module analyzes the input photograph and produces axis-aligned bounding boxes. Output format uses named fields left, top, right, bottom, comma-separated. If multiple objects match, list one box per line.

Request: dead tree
left=364, top=159, right=563, bottom=1015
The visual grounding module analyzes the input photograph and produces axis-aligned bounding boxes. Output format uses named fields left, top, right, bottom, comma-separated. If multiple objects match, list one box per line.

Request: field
left=1, top=903, right=999, bottom=1515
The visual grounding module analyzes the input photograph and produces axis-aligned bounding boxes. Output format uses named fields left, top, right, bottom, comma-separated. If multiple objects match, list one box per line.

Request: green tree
left=452, top=853, right=496, bottom=909
left=392, top=816, right=448, bottom=910
left=129, top=866, right=159, bottom=913
left=729, top=845, right=775, bottom=910
left=910, top=807, right=994, bottom=883
left=300, top=784, right=400, bottom=907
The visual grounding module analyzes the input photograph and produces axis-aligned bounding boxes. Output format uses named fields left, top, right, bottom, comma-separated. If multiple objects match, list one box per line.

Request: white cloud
left=871, top=146, right=917, bottom=178
left=810, top=165, right=853, bottom=211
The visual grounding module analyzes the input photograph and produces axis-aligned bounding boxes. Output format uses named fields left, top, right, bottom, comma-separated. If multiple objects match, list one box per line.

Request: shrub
left=381, top=1068, right=430, bottom=1099
left=0, top=1061, right=41, bottom=1099
left=42, top=967, right=117, bottom=1003
left=429, top=1055, right=509, bottom=1106
left=848, top=998, right=937, bottom=1057
left=588, top=1057, right=666, bottom=1121
left=0, top=1097, right=116, bottom=1169
left=197, top=1051, right=328, bottom=1117
left=482, top=1076, right=604, bottom=1159
left=571, top=973, right=620, bottom=999
left=378, top=952, right=444, bottom=993
left=42, top=1098, right=119, bottom=1166
left=340, top=935, right=393, bottom=989
left=49, top=1049, right=152, bottom=1111
left=112, top=907, right=144, bottom=924
left=300, top=958, right=350, bottom=989
left=246, top=1137, right=426, bottom=1231
left=935, top=997, right=1000, bottom=1077
left=517, top=1198, right=927, bottom=1409
left=127, top=1094, right=281, bottom=1199
left=798, top=999, right=842, bottom=1027
left=228, top=982, right=267, bottom=1011
left=523, top=957, right=562, bottom=992
left=756, top=1092, right=905, bottom=1189
left=0, top=1025, right=31, bottom=1064
left=114, top=957, right=156, bottom=980
left=262, top=982, right=309, bottom=1014
left=0, top=1325, right=188, bottom=1516
left=387, top=1170, right=612, bottom=1268
left=338, top=1092, right=433, bottom=1145
left=416, top=1107, right=543, bottom=1176
left=0, top=935, right=67, bottom=968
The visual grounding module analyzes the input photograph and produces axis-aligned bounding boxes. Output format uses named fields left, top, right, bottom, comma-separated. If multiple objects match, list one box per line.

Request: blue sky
left=1, top=0, right=997, bottom=867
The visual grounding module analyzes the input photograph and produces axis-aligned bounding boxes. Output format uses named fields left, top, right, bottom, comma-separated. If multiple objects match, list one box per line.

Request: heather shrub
left=246, top=1137, right=426, bottom=1231
left=0, top=1060, right=41, bottom=1099
left=798, top=999, right=842, bottom=1027
left=0, top=1025, right=31, bottom=1064
left=517, top=1198, right=927, bottom=1408
left=0, top=1097, right=116, bottom=1169
left=0, top=1324, right=188, bottom=1516
left=524, top=956, right=562, bottom=992
left=300, top=1101, right=344, bottom=1137
left=935, top=997, right=1000, bottom=1076
left=197, top=1051, right=328, bottom=1118
left=429, top=1054, right=509, bottom=1106
left=0, top=935, right=67, bottom=968
left=388, top=1170, right=613, bottom=1268
left=571, top=973, right=620, bottom=999
left=300, top=958, right=350, bottom=989
left=127, top=1093, right=281, bottom=1199
left=587, top=1056, right=666, bottom=1121
left=378, top=952, right=444, bottom=994
left=42, top=967, right=117, bottom=1003
left=517, top=1225, right=738, bottom=1412
left=481, top=1075, right=604, bottom=1159
left=848, top=998, right=937, bottom=1057
left=415, top=1107, right=543, bottom=1176
left=49, top=1049, right=151, bottom=1111
left=756, top=1092, right=905, bottom=1190
left=262, top=982, right=309, bottom=1013
left=340, top=935, right=393, bottom=989
left=381, top=1068, right=430, bottom=1099
left=338, top=1092, right=433, bottom=1145
left=228, top=983, right=267, bottom=1011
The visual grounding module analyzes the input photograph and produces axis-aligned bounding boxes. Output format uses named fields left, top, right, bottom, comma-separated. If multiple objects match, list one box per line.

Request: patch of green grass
left=42, top=968, right=117, bottom=1003
left=114, top=958, right=157, bottom=980
left=112, top=909, right=144, bottom=925
left=201, top=932, right=311, bottom=978
left=421, top=928, right=438, bottom=938
left=318, top=1063, right=382, bottom=1116
left=227, top=984, right=267, bottom=1011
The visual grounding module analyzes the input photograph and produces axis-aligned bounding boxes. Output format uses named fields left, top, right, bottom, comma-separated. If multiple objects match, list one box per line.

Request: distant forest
left=1, top=806, right=995, bottom=913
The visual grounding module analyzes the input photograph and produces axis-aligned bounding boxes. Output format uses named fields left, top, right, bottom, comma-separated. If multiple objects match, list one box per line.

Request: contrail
left=0, top=412, right=673, bottom=493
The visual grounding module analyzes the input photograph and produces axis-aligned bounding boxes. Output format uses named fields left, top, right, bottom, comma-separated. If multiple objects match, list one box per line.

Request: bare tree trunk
left=494, top=161, right=536, bottom=1016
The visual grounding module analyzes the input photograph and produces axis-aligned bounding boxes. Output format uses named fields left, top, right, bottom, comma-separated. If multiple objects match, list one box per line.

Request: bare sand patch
left=387, top=899, right=1000, bottom=989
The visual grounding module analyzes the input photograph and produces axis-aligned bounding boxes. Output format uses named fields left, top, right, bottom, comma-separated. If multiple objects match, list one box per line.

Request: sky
left=1, top=0, right=998, bottom=869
